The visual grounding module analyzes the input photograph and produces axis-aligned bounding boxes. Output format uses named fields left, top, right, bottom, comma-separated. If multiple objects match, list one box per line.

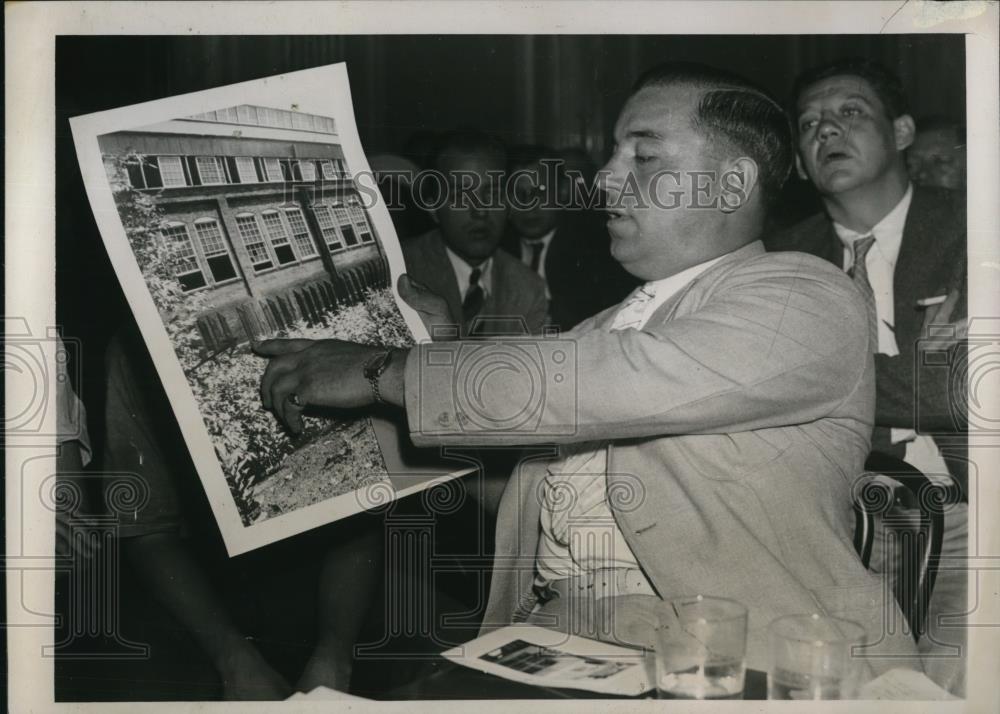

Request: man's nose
left=469, top=203, right=487, bottom=220
left=817, top=117, right=841, bottom=142
left=596, top=155, right=624, bottom=195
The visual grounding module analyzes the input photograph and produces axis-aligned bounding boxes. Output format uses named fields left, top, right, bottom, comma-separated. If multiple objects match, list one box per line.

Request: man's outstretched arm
left=258, top=255, right=872, bottom=446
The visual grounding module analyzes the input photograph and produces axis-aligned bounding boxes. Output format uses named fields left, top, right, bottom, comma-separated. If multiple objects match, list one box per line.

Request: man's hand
left=398, top=274, right=453, bottom=340
left=256, top=339, right=387, bottom=433
left=917, top=289, right=968, bottom=353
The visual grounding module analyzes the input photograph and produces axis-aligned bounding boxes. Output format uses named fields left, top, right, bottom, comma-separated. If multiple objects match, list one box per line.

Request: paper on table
left=859, top=668, right=959, bottom=700
left=441, top=624, right=653, bottom=696
left=285, top=685, right=370, bottom=701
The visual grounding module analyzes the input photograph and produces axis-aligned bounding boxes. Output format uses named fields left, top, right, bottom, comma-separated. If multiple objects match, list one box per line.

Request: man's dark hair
left=427, top=128, right=507, bottom=174
left=790, top=57, right=909, bottom=120
left=915, top=115, right=966, bottom=145
left=507, top=144, right=558, bottom=172
left=632, top=61, right=793, bottom=206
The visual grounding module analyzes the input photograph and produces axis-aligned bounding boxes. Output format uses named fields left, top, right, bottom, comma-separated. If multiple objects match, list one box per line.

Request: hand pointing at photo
left=255, top=339, right=408, bottom=433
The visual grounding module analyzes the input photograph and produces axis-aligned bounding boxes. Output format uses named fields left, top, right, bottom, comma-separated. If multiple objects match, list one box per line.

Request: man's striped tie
left=610, top=284, right=657, bottom=331
left=848, top=235, right=879, bottom=350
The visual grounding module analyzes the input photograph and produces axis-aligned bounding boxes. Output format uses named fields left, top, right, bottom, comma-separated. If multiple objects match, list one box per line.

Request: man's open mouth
left=821, top=150, right=851, bottom=164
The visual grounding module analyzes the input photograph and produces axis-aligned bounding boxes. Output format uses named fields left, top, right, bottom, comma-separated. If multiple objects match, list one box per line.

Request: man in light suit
left=766, top=58, right=968, bottom=694
left=404, top=130, right=547, bottom=338
left=257, top=63, right=919, bottom=677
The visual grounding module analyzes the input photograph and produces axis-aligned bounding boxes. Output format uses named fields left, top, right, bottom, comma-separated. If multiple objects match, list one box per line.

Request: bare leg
left=297, top=514, right=384, bottom=693
left=124, top=532, right=291, bottom=700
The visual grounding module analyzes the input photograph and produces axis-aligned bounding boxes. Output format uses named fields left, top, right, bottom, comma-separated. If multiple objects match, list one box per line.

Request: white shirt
left=832, top=184, right=949, bottom=478
left=833, top=183, right=912, bottom=358
left=535, top=253, right=728, bottom=583
left=612, top=255, right=726, bottom=330
left=520, top=228, right=556, bottom=298
left=444, top=246, right=492, bottom=301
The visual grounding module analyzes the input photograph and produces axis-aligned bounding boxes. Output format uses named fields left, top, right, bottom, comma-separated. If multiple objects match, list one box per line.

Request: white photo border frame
left=6, top=2, right=999, bottom=713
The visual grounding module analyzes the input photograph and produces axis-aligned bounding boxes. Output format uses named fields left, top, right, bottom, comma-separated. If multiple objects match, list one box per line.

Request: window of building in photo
left=196, top=156, right=226, bottom=185
left=260, top=211, right=298, bottom=265
left=320, top=160, right=339, bottom=181
left=162, top=222, right=207, bottom=291
left=257, top=106, right=284, bottom=129
left=263, top=157, right=285, bottom=183
left=218, top=107, right=239, bottom=123
left=313, top=204, right=345, bottom=251
left=284, top=206, right=319, bottom=258
left=158, top=156, right=187, bottom=188
left=235, top=214, right=274, bottom=273
left=295, top=160, right=317, bottom=182
left=347, top=202, right=375, bottom=243
left=236, top=105, right=258, bottom=125
left=193, top=218, right=238, bottom=283
left=331, top=204, right=359, bottom=247
left=234, top=156, right=259, bottom=184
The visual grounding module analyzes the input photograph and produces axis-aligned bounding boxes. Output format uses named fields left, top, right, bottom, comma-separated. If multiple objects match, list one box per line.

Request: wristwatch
left=363, top=349, right=394, bottom=405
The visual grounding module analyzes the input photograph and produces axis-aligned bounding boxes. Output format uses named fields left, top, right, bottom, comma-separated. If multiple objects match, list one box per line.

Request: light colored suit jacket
left=402, top=229, right=548, bottom=337
left=403, top=240, right=919, bottom=672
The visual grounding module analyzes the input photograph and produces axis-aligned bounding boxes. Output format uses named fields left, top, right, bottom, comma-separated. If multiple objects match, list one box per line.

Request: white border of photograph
left=5, top=2, right=999, bottom=714
left=70, top=62, right=433, bottom=556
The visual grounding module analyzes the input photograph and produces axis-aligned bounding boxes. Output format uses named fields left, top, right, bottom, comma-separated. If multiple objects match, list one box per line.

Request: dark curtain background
left=56, top=34, right=965, bottom=453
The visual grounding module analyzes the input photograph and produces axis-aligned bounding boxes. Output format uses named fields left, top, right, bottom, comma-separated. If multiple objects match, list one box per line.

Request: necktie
left=848, top=235, right=879, bottom=351
left=610, top=284, right=657, bottom=331
left=462, top=267, right=485, bottom=326
left=526, top=241, right=544, bottom=273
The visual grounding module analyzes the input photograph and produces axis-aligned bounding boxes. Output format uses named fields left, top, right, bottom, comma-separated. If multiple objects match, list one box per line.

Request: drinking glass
left=767, top=613, right=867, bottom=700
left=653, top=595, right=748, bottom=699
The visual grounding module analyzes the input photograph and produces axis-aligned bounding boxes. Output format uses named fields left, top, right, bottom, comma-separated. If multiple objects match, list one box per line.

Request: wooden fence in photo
left=194, top=256, right=391, bottom=354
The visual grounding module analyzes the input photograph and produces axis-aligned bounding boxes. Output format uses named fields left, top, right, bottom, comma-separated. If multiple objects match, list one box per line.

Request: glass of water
left=653, top=595, right=748, bottom=699
left=767, top=613, right=867, bottom=700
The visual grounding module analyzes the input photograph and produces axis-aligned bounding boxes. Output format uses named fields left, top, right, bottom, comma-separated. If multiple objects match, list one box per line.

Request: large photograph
left=71, top=64, right=449, bottom=553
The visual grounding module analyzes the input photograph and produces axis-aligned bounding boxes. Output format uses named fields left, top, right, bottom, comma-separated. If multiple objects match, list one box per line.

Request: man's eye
left=842, top=106, right=863, bottom=117
left=635, top=155, right=654, bottom=165
left=799, top=119, right=818, bottom=132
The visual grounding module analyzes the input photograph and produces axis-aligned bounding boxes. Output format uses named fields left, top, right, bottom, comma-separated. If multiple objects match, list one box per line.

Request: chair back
left=853, top=452, right=949, bottom=641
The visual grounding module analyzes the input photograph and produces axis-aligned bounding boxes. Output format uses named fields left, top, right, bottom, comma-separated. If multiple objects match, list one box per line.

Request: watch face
left=364, top=350, right=391, bottom=378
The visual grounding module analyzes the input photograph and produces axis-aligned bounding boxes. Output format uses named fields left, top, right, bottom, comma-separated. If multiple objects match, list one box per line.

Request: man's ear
left=719, top=157, right=759, bottom=213
left=893, top=114, right=916, bottom=152
left=794, top=153, right=808, bottom=181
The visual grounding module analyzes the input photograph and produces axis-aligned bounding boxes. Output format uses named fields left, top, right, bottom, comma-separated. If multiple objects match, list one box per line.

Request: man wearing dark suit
left=766, top=58, right=968, bottom=695
left=403, top=131, right=547, bottom=338
left=501, top=145, right=638, bottom=331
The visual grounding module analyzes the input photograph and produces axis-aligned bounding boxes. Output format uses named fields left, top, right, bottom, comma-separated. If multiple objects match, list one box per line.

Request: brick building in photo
left=100, top=104, right=391, bottom=355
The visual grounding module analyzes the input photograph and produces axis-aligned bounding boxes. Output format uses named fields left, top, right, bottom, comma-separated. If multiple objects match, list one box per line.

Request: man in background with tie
left=766, top=58, right=968, bottom=695
left=502, top=144, right=637, bottom=330
left=258, top=61, right=920, bottom=676
left=402, top=130, right=547, bottom=338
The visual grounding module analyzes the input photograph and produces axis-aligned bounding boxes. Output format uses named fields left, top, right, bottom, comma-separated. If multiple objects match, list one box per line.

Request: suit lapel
left=820, top=220, right=845, bottom=268
left=892, top=187, right=949, bottom=341
left=424, top=231, right=465, bottom=326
